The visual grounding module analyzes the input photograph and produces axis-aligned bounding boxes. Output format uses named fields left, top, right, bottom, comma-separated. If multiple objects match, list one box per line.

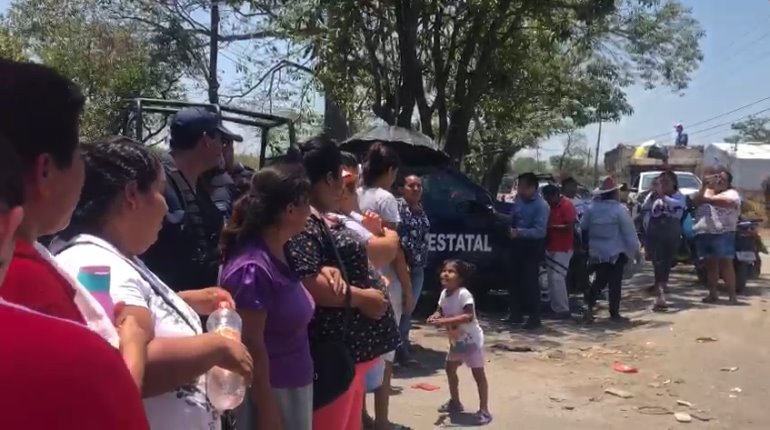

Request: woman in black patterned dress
left=284, top=136, right=401, bottom=430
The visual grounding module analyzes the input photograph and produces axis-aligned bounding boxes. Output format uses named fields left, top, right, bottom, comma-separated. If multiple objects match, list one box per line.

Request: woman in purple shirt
left=219, top=163, right=315, bottom=430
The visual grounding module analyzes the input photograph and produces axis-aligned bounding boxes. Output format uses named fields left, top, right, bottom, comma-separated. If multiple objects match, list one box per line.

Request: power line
left=687, top=106, right=770, bottom=138
left=632, top=94, right=770, bottom=143
left=640, top=14, right=770, bottom=100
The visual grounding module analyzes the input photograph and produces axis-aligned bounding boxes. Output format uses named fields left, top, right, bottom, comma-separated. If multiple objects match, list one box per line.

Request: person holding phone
left=692, top=168, right=741, bottom=304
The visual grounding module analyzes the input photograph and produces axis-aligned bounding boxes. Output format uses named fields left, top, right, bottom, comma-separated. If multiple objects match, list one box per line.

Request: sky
left=2, top=0, right=769, bottom=159
left=529, top=0, right=770, bottom=161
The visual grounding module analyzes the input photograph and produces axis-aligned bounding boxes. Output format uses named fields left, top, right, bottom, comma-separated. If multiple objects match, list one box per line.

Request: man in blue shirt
left=504, top=172, right=550, bottom=329
left=674, top=123, right=688, bottom=147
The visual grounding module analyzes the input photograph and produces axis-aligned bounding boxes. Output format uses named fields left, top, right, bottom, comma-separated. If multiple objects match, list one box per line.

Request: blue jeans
left=398, top=268, right=425, bottom=354
left=695, top=232, right=736, bottom=259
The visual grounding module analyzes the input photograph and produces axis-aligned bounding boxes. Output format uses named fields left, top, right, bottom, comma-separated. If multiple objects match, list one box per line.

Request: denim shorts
left=695, top=232, right=736, bottom=259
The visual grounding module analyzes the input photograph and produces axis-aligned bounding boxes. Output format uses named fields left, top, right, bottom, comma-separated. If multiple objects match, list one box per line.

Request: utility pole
left=208, top=0, right=220, bottom=104
left=593, top=119, right=603, bottom=186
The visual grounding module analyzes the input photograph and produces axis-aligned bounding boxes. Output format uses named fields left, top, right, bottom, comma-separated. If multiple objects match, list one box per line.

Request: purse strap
left=312, top=214, right=353, bottom=338
left=55, top=240, right=200, bottom=333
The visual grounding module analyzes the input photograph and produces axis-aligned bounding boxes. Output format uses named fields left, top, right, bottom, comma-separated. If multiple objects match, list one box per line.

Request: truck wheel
left=735, top=261, right=749, bottom=294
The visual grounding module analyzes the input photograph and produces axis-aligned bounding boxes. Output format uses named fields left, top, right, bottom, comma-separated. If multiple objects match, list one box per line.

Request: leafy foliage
left=0, top=27, right=24, bottom=61
left=3, top=0, right=186, bottom=141
left=269, top=0, right=703, bottom=171
left=724, top=116, right=770, bottom=144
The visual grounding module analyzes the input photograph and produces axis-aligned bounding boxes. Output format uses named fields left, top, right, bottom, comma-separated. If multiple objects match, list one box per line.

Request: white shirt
left=54, top=234, right=221, bottom=430
left=357, top=187, right=401, bottom=284
left=36, top=242, right=119, bottom=348
left=438, top=287, right=483, bottom=352
left=693, top=189, right=741, bottom=234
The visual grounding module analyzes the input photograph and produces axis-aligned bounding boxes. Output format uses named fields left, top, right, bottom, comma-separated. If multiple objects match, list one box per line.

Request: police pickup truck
left=340, top=130, right=513, bottom=298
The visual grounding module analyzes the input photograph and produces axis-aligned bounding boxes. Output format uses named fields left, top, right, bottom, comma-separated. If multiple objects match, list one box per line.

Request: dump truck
left=604, top=143, right=704, bottom=217
left=604, top=144, right=704, bottom=184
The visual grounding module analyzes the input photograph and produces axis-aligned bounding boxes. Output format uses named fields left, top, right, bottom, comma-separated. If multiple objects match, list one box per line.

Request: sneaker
left=609, top=314, right=630, bottom=324
left=438, top=400, right=464, bottom=413
left=475, top=410, right=493, bottom=425
left=500, top=314, right=524, bottom=324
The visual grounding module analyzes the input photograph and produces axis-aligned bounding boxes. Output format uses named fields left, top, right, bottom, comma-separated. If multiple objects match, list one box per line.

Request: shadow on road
left=408, top=262, right=770, bottom=353
left=392, top=343, right=447, bottom=380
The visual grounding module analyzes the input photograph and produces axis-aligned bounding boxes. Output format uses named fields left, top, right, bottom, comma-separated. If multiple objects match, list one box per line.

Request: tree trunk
left=444, top=107, right=474, bottom=165
left=482, top=146, right=520, bottom=194
left=207, top=1, right=220, bottom=104
left=323, top=90, right=349, bottom=141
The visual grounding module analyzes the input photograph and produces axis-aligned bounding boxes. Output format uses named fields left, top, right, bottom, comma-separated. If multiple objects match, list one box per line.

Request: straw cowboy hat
left=592, top=175, right=621, bottom=196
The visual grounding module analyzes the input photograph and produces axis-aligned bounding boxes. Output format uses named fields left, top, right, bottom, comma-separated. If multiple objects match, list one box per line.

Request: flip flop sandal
left=652, top=303, right=669, bottom=312
left=702, top=296, right=718, bottom=304
left=438, top=400, right=464, bottom=413
left=475, top=410, right=493, bottom=425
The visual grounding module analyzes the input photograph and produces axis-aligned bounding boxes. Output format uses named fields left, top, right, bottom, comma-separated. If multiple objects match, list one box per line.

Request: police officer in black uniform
left=142, top=107, right=242, bottom=293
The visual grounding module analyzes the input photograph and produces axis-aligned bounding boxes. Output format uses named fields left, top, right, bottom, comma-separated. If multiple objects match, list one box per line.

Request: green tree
left=4, top=0, right=187, bottom=141
left=0, top=27, right=24, bottom=61
left=724, top=116, right=770, bottom=144
left=512, top=156, right=547, bottom=175
left=268, top=0, right=703, bottom=188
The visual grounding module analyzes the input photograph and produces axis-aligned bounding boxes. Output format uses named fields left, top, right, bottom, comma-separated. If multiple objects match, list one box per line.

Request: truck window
left=676, top=174, right=701, bottom=189
left=422, top=170, right=485, bottom=217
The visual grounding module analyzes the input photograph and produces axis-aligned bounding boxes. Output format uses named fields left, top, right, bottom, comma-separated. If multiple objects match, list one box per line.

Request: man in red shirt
left=0, top=129, right=149, bottom=429
left=542, top=185, right=577, bottom=319
left=0, top=59, right=87, bottom=323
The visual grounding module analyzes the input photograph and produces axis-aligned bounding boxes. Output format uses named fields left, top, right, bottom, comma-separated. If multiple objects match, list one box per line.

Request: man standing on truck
left=504, top=172, right=550, bottom=329
left=674, top=123, right=689, bottom=147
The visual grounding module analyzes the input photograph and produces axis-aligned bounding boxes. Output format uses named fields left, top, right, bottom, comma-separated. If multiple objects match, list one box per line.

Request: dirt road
left=380, top=260, right=770, bottom=429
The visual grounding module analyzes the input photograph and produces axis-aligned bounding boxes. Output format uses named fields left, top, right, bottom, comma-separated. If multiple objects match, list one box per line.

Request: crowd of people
left=0, top=58, right=746, bottom=430
left=0, top=59, right=453, bottom=430
left=504, top=163, right=743, bottom=328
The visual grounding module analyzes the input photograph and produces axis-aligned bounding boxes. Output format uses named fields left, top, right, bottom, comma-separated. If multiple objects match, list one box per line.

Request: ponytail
left=220, top=162, right=310, bottom=260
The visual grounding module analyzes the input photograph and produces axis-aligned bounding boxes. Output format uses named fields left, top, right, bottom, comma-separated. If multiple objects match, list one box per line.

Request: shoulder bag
left=310, top=214, right=356, bottom=410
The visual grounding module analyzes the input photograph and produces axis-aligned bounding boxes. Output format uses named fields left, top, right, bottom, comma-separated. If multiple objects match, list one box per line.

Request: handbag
left=311, top=215, right=356, bottom=410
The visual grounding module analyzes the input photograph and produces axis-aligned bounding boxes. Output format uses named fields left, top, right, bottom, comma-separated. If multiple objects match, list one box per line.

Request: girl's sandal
left=438, top=400, right=464, bottom=413
left=702, top=295, right=718, bottom=304
left=652, top=302, right=669, bottom=312
left=475, top=410, right=493, bottom=425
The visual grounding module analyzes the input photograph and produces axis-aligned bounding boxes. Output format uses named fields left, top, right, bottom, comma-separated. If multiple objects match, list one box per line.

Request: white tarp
left=703, top=142, right=770, bottom=191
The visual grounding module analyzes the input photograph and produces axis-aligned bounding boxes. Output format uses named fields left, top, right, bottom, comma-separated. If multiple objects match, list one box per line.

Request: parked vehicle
left=340, top=129, right=513, bottom=299
left=628, top=170, right=702, bottom=219
left=695, top=219, right=764, bottom=293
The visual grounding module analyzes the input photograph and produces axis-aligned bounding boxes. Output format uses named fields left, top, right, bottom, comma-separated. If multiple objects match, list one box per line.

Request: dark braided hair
left=60, top=137, right=161, bottom=239
left=220, top=162, right=310, bottom=260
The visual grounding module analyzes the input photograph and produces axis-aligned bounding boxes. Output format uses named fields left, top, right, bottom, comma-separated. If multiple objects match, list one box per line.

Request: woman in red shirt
left=0, top=106, right=149, bottom=430
left=0, top=60, right=87, bottom=323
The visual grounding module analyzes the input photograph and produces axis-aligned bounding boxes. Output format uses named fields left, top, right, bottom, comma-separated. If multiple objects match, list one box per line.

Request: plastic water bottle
left=206, top=302, right=246, bottom=411
left=77, top=266, right=113, bottom=322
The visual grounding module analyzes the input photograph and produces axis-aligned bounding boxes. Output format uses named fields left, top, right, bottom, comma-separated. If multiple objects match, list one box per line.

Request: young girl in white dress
left=427, top=259, right=491, bottom=425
